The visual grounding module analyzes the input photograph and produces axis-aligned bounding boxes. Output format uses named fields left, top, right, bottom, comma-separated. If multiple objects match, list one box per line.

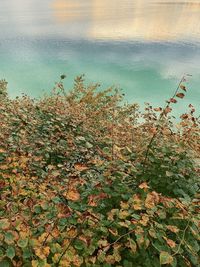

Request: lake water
left=0, top=0, right=200, bottom=114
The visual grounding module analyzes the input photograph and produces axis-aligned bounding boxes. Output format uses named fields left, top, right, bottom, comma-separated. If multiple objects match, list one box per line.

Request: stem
left=105, top=229, right=135, bottom=249
left=56, top=236, right=76, bottom=266
left=143, top=75, right=186, bottom=170
left=172, top=218, right=191, bottom=256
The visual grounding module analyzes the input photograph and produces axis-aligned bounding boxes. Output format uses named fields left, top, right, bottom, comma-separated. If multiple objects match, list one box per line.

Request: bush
left=0, top=75, right=199, bottom=266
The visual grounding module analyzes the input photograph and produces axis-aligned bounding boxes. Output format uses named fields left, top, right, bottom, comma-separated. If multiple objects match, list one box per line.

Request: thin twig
left=172, top=218, right=191, bottom=256
left=105, top=229, right=135, bottom=249
left=143, top=75, right=187, bottom=170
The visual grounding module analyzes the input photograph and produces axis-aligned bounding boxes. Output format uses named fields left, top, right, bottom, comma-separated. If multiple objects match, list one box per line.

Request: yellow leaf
left=98, top=239, right=109, bottom=247
left=118, top=210, right=129, bottom=219
left=120, top=201, right=129, bottom=209
left=67, top=227, right=78, bottom=238
left=132, top=194, right=143, bottom=210
left=60, top=259, right=71, bottom=267
left=38, top=233, right=48, bottom=243
left=35, top=246, right=50, bottom=260
left=160, top=251, right=173, bottom=265
left=127, top=238, right=137, bottom=253
left=145, top=191, right=159, bottom=209
left=139, top=214, right=149, bottom=226
left=31, top=260, right=38, bottom=267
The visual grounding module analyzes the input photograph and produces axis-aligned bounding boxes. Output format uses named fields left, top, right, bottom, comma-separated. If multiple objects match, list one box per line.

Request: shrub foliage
left=0, top=76, right=199, bottom=266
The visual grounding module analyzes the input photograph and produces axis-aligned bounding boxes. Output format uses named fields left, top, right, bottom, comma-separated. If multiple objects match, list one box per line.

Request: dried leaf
left=132, top=194, right=143, bottom=210
left=35, top=246, right=50, bottom=260
left=180, top=85, right=186, bottom=91
left=145, top=192, right=159, bottom=209
left=66, top=189, right=80, bottom=201
left=74, top=163, right=89, bottom=171
left=166, top=225, right=180, bottom=233
left=176, top=93, right=185, bottom=99
left=163, top=237, right=176, bottom=248
left=170, top=98, right=177, bottom=103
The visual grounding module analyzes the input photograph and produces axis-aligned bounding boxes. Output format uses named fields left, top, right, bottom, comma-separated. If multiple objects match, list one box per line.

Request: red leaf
left=169, top=98, right=177, bottom=103
left=176, top=93, right=185, bottom=99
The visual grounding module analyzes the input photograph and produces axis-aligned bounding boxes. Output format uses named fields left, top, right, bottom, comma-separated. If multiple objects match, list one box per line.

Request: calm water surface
left=0, top=0, right=200, bottom=113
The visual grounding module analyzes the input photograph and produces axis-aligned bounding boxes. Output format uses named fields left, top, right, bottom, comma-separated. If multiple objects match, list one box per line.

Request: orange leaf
left=166, top=225, right=179, bottom=233
left=164, top=107, right=172, bottom=114
left=163, top=237, right=176, bottom=248
left=66, top=189, right=80, bottom=201
left=145, top=191, right=159, bottom=209
left=139, top=182, right=149, bottom=190
left=74, top=163, right=89, bottom=171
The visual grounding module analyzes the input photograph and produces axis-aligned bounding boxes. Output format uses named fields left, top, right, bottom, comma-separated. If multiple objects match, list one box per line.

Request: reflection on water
left=52, top=0, right=200, bottom=42
left=0, top=0, right=200, bottom=115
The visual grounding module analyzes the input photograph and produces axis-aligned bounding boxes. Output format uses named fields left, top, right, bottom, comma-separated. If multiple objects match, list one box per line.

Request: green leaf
left=160, top=251, right=173, bottom=265
left=74, top=239, right=85, bottom=250
left=123, top=260, right=133, bottom=267
left=0, top=259, right=11, bottom=267
left=85, top=141, right=93, bottom=148
left=0, top=219, right=10, bottom=230
left=4, top=232, right=15, bottom=245
left=17, top=238, right=28, bottom=248
left=6, top=246, right=15, bottom=260
left=23, top=247, right=32, bottom=259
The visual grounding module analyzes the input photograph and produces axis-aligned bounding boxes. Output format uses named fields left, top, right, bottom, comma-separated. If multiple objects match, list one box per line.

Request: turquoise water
left=0, top=0, right=200, bottom=114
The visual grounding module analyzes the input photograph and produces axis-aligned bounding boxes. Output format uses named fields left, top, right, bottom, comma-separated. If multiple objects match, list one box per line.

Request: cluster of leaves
left=0, top=76, right=199, bottom=266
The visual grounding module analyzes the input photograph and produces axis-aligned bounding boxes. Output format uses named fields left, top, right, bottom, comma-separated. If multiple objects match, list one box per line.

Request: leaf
left=166, top=171, right=173, bottom=177
left=127, top=238, right=137, bottom=253
left=166, top=225, right=179, bottom=233
left=170, top=98, right=177, bottom=103
left=0, top=259, right=11, bottom=267
left=163, top=237, right=176, bottom=248
left=66, top=189, right=80, bottom=201
left=0, top=219, right=10, bottom=230
left=6, top=246, right=15, bottom=260
left=74, top=163, right=89, bottom=172
left=139, top=182, right=149, bottom=190
left=154, top=107, right=162, bottom=112
left=132, top=194, right=143, bottom=210
left=164, top=107, right=172, bottom=114
left=4, top=232, right=15, bottom=245
left=17, top=238, right=28, bottom=248
left=176, top=93, right=185, bottom=99
left=35, top=246, right=50, bottom=260
left=145, top=191, right=159, bottom=209
left=160, top=251, right=173, bottom=265
left=180, top=85, right=186, bottom=91
left=118, top=210, right=129, bottom=219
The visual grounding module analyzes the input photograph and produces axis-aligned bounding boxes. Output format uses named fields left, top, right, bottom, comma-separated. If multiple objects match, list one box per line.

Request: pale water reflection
left=52, top=0, right=200, bottom=42
left=0, top=0, right=200, bottom=115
